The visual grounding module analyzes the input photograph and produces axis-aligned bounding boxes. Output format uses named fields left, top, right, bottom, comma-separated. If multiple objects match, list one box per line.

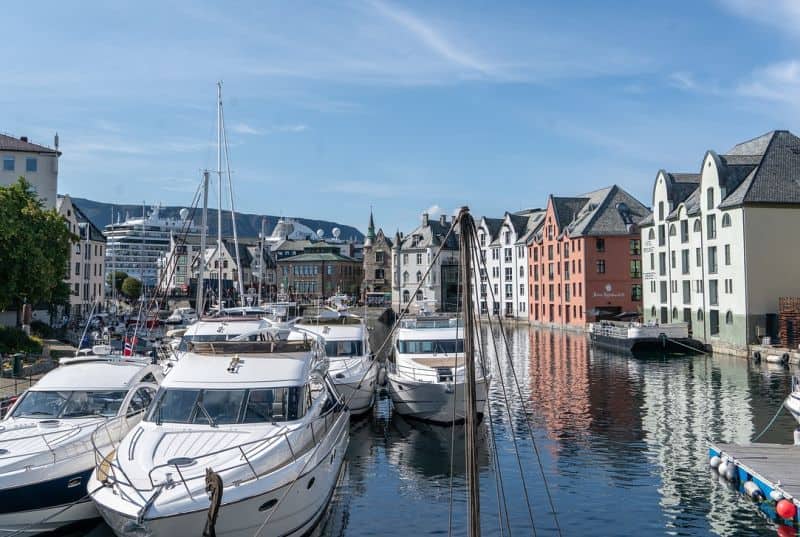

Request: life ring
left=753, top=351, right=761, bottom=362
left=782, top=353, right=790, bottom=365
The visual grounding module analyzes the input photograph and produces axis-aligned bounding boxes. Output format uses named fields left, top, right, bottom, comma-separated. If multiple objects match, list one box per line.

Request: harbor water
left=71, top=324, right=796, bottom=536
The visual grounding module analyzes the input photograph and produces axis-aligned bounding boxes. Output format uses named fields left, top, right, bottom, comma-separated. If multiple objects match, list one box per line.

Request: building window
left=709, top=309, right=720, bottom=335
left=724, top=244, right=731, bottom=266
left=706, top=214, right=716, bottom=240
left=648, top=228, right=655, bottom=241
left=671, top=251, right=676, bottom=269
left=479, top=233, right=485, bottom=247
left=693, top=219, right=701, bottom=233
left=669, top=224, right=676, bottom=237
left=632, top=284, right=642, bottom=302
left=708, top=246, right=718, bottom=274
left=649, top=253, right=655, bottom=271
left=504, top=248, right=512, bottom=263
left=415, top=253, right=423, bottom=264
left=659, top=253, right=666, bottom=276
left=682, top=280, right=691, bottom=304
left=505, top=267, right=513, bottom=281
left=519, top=283, right=525, bottom=296
left=402, top=254, right=408, bottom=264
left=697, top=309, right=704, bottom=322
left=376, top=251, right=384, bottom=264
left=709, top=279, right=719, bottom=306
left=707, top=188, right=714, bottom=210
left=651, top=306, right=656, bottom=317
left=630, top=239, right=640, bottom=255
left=725, top=310, right=733, bottom=324
left=721, top=213, right=731, bottom=228
left=660, top=281, right=668, bottom=303
left=658, top=201, right=664, bottom=221
left=658, top=225, right=665, bottom=246
left=630, top=259, right=641, bottom=278
left=596, top=260, right=606, bottom=273
left=416, top=271, right=422, bottom=283
left=680, top=220, right=689, bottom=243
left=596, top=238, right=605, bottom=252
left=2, top=156, right=13, bottom=171
left=25, top=158, right=37, bottom=172
left=695, top=279, right=703, bottom=294
left=695, top=248, right=702, bottom=267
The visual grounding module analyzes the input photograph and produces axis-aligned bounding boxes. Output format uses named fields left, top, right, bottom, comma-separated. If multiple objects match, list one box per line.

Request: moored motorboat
left=0, top=355, right=162, bottom=535
left=387, top=315, right=489, bottom=424
left=784, top=375, right=800, bottom=425
left=89, top=331, right=349, bottom=537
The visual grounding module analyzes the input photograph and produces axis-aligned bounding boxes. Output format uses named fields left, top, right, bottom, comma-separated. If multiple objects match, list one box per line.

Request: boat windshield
left=146, top=387, right=305, bottom=425
left=178, top=333, right=260, bottom=352
left=325, top=340, right=363, bottom=357
left=11, top=390, right=127, bottom=418
left=397, top=339, right=464, bottom=354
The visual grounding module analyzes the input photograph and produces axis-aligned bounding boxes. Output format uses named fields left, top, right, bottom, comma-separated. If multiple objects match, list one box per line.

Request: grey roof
left=517, top=210, right=546, bottom=244
left=550, top=185, right=649, bottom=238
left=552, top=196, right=589, bottom=231
left=399, top=218, right=458, bottom=251
left=479, top=217, right=504, bottom=243
left=726, top=131, right=775, bottom=156
left=0, top=133, right=59, bottom=155
left=57, top=195, right=105, bottom=242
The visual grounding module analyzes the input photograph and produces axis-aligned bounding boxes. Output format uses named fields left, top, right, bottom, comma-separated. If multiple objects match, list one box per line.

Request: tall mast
left=258, top=218, right=265, bottom=302
left=216, top=81, right=223, bottom=310
left=458, top=206, right=481, bottom=537
left=196, top=171, right=210, bottom=314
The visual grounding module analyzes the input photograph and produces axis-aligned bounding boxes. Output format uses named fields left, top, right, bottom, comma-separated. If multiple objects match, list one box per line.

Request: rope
left=471, top=231, right=563, bottom=537
left=447, top=264, right=461, bottom=537
left=752, top=403, right=785, bottom=443
left=664, top=336, right=709, bottom=356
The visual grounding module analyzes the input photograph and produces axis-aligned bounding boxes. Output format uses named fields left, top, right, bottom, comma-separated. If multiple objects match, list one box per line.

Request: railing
left=590, top=323, right=630, bottom=339
left=0, top=417, right=108, bottom=465
left=92, top=406, right=347, bottom=506
left=390, top=360, right=487, bottom=384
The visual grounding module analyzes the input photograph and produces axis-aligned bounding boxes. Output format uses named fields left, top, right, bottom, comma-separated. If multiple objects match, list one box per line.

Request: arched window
left=416, top=271, right=422, bottom=283
left=658, top=201, right=664, bottom=221
left=672, top=307, right=679, bottom=319
left=725, top=310, right=733, bottom=324
left=650, top=306, right=656, bottom=317
left=648, top=228, right=655, bottom=240
left=402, top=271, right=409, bottom=283
left=697, top=309, right=704, bottom=321
left=722, top=213, right=731, bottom=228
left=416, top=290, right=423, bottom=300
left=402, top=290, right=410, bottom=303
left=707, top=188, right=715, bottom=210
left=669, top=224, right=676, bottom=236
left=693, top=219, right=702, bottom=232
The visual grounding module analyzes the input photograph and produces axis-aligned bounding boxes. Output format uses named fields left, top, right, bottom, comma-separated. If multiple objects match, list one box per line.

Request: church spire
left=365, top=206, right=376, bottom=246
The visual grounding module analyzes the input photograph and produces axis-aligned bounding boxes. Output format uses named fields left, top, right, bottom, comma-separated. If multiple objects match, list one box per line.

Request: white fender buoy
left=377, top=366, right=387, bottom=387
left=782, top=353, right=791, bottom=365
left=771, top=490, right=785, bottom=502
left=718, top=460, right=730, bottom=477
left=724, top=463, right=738, bottom=482
left=766, top=354, right=783, bottom=364
left=709, top=455, right=722, bottom=470
left=744, top=481, right=764, bottom=501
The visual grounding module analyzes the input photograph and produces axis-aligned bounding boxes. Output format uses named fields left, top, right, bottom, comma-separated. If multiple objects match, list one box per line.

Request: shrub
left=0, top=327, right=43, bottom=355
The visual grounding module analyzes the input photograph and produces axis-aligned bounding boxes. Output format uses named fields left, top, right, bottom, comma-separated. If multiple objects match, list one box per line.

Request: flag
left=123, top=336, right=138, bottom=356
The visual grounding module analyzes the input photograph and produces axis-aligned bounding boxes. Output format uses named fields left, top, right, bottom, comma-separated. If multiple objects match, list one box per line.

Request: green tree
left=0, top=178, right=76, bottom=324
left=121, top=277, right=142, bottom=300
left=106, top=271, right=128, bottom=294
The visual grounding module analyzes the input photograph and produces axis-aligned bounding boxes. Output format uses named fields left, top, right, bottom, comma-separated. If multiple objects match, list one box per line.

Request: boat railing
left=590, top=323, right=630, bottom=339
left=0, top=418, right=106, bottom=465
left=399, top=317, right=462, bottom=330
left=92, top=406, right=347, bottom=502
left=390, top=360, right=487, bottom=383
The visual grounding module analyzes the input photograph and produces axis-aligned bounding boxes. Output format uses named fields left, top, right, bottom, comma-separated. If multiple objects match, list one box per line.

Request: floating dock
left=709, top=442, right=800, bottom=526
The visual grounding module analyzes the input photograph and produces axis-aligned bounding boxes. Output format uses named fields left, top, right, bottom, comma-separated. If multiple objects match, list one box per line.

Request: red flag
left=123, top=336, right=138, bottom=356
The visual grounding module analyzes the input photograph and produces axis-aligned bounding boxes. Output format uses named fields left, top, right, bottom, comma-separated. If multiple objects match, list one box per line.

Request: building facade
left=528, top=185, right=649, bottom=328
left=277, top=246, right=362, bottom=299
left=57, top=195, right=106, bottom=317
left=475, top=210, right=544, bottom=319
left=0, top=133, right=60, bottom=208
left=641, top=130, right=800, bottom=352
left=391, top=213, right=460, bottom=313
left=362, top=210, right=393, bottom=301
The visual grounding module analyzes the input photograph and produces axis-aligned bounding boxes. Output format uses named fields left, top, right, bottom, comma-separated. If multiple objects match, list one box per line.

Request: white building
left=475, top=210, right=545, bottom=319
left=641, top=130, right=800, bottom=354
left=57, top=195, right=106, bottom=317
left=391, top=213, right=460, bottom=313
left=0, top=133, right=60, bottom=208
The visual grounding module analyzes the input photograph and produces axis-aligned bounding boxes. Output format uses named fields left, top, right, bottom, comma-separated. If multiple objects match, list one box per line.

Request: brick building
left=277, top=246, right=362, bottom=299
left=528, top=185, right=650, bottom=328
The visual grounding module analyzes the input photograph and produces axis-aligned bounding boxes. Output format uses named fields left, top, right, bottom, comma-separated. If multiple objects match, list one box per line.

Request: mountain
left=68, top=197, right=364, bottom=241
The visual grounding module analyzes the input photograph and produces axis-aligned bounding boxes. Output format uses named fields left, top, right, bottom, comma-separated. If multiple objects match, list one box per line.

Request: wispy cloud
left=271, top=124, right=308, bottom=133
left=738, top=59, right=800, bottom=103
left=230, top=122, right=263, bottom=135
left=423, top=204, right=443, bottom=218
left=669, top=71, right=697, bottom=90
left=718, top=0, right=800, bottom=37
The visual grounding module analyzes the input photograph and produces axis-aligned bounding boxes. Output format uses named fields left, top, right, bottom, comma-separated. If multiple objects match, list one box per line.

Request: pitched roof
left=551, top=196, right=589, bottom=231
left=398, top=218, right=458, bottom=251
left=0, top=133, right=59, bottom=154
left=548, top=185, right=650, bottom=238
left=277, top=251, right=358, bottom=263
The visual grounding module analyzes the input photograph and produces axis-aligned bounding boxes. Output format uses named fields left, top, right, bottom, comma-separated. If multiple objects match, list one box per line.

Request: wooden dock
left=710, top=442, right=800, bottom=525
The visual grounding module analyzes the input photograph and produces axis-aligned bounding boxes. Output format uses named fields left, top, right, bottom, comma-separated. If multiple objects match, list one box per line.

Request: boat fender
left=709, top=455, right=722, bottom=470
left=744, top=481, right=764, bottom=502
left=783, top=353, right=791, bottom=365
left=724, top=463, right=738, bottom=482
left=753, top=351, right=761, bottom=362
left=766, top=354, right=783, bottom=364
left=717, top=460, right=730, bottom=477
left=377, top=366, right=387, bottom=387
left=776, top=499, right=797, bottom=520
left=771, top=490, right=785, bottom=502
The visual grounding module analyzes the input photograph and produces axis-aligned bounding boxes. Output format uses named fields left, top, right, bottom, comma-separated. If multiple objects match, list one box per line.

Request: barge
left=589, top=321, right=705, bottom=355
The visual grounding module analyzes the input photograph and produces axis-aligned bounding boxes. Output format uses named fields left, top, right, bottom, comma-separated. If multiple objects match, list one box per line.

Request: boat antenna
left=457, top=206, right=481, bottom=537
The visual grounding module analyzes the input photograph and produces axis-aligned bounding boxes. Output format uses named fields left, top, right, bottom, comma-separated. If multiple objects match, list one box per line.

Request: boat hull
left=590, top=333, right=705, bottom=355
left=386, top=374, right=489, bottom=424
left=785, top=392, right=800, bottom=425
left=94, top=420, right=349, bottom=537
left=333, top=369, right=376, bottom=416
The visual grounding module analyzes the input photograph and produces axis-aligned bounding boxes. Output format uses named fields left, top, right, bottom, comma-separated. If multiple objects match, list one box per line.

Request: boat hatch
left=436, top=367, right=454, bottom=383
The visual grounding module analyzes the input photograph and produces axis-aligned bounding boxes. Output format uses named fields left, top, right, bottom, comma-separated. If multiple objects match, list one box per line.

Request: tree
left=106, top=271, right=128, bottom=294
left=121, top=277, right=142, bottom=300
left=0, top=178, right=76, bottom=323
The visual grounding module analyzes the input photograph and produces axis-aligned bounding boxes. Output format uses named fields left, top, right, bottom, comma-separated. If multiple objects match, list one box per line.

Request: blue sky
left=3, top=0, right=800, bottom=233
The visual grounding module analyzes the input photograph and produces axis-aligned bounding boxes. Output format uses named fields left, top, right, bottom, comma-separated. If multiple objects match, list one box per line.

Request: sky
left=3, top=0, right=800, bottom=234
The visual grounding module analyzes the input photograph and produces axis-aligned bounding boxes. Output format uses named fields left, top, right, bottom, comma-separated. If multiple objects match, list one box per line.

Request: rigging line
left=219, top=102, right=245, bottom=305
left=471, top=300, right=509, bottom=537
left=252, top=214, right=465, bottom=537
left=447, top=252, right=463, bottom=537
left=471, top=233, right=563, bottom=537
left=465, top=219, right=537, bottom=534
left=751, top=403, right=784, bottom=443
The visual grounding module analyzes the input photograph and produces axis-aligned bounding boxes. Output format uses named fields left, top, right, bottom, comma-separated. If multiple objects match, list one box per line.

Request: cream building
left=0, top=133, right=60, bottom=208
left=58, top=195, right=106, bottom=317
left=641, top=130, right=800, bottom=354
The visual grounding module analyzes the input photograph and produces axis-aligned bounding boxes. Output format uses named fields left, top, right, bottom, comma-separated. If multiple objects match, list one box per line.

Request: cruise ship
left=104, top=205, right=199, bottom=287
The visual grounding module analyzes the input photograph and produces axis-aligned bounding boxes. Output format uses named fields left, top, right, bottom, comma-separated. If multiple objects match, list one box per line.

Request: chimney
left=20, top=136, right=28, bottom=142
left=54, top=132, right=59, bottom=151
left=422, top=213, right=429, bottom=227
left=439, top=214, right=447, bottom=226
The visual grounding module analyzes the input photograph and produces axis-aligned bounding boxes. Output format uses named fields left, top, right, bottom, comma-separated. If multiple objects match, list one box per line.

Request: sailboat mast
left=258, top=218, right=265, bottom=302
left=196, top=171, right=210, bottom=315
left=216, top=81, right=223, bottom=310
left=458, top=206, right=481, bottom=537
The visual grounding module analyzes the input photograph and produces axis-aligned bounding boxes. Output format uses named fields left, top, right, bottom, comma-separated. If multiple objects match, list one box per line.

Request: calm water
left=72, top=324, right=796, bottom=536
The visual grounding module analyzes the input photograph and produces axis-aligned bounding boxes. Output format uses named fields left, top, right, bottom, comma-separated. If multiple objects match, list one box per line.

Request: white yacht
left=785, top=375, right=800, bottom=425
left=89, top=333, right=350, bottom=537
left=0, top=356, right=162, bottom=535
left=387, top=315, right=489, bottom=424
left=175, top=316, right=270, bottom=355
left=165, top=307, right=197, bottom=326
left=294, top=313, right=376, bottom=415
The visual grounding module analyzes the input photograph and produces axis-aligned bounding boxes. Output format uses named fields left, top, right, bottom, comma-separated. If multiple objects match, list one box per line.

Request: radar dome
left=179, top=208, right=190, bottom=220
left=316, top=229, right=325, bottom=238
left=332, top=227, right=341, bottom=239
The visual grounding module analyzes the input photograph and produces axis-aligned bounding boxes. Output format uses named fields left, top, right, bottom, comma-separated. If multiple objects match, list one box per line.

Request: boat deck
left=410, top=357, right=462, bottom=368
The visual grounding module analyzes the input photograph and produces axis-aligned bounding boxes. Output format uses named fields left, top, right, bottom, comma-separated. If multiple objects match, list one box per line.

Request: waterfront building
left=277, top=246, right=362, bottom=299
left=391, top=213, right=460, bottom=313
left=156, top=233, right=202, bottom=296
left=528, top=185, right=650, bottom=328
left=0, top=133, right=60, bottom=208
left=475, top=210, right=545, bottom=319
left=361, top=209, right=393, bottom=301
left=104, top=205, right=198, bottom=289
left=58, top=195, right=106, bottom=317
left=641, top=130, right=800, bottom=353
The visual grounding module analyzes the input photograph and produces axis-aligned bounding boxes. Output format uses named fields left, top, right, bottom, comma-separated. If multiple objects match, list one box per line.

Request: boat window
left=325, top=340, right=363, bottom=357
left=127, top=387, right=155, bottom=416
left=148, top=387, right=304, bottom=424
left=397, top=339, right=464, bottom=354
left=178, top=333, right=260, bottom=352
left=12, top=390, right=127, bottom=418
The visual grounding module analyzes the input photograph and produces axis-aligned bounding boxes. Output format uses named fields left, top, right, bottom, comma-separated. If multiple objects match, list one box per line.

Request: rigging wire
left=219, top=100, right=246, bottom=304
left=447, top=262, right=461, bottom=537
left=472, top=232, right=563, bottom=537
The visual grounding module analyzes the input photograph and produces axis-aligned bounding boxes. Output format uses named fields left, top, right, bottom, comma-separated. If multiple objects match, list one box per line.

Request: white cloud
left=230, top=122, right=263, bottom=135
left=718, top=0, right=800, bottom=37
left=669, top=71, right=697, bottom=90
left=271, top=124, right=308, bottom=133
left=423, top=204, right=443, bottom=218
left=738, top=60, right=800, bottom=103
